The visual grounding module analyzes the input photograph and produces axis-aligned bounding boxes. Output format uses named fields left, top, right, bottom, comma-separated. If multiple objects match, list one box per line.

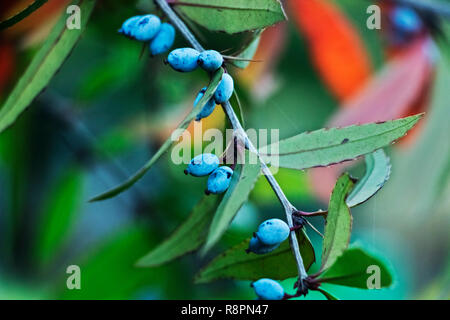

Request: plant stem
left=153, top=0, right=308, bottom=286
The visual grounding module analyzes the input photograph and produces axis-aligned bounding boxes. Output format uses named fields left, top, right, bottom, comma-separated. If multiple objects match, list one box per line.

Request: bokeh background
left=0, top=0, right=449, bottom=299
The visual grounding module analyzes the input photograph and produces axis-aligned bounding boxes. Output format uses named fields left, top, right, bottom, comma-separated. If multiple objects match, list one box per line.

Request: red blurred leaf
left=330, top=37, right=434, bottom=127
left=0, top=41, right=15, bottom=97
left=309, top=37, right=435, bottom=202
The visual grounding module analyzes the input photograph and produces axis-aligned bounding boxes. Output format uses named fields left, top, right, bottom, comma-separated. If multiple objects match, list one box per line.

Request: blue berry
left=193, top=87, right=217, bottom=121
left=206, top=166, right=233, bottom=194
left=214, top=73, right=234, bottom=104
left=185, top=154, right=219, bottom=177
left=256, top=219, right=290, bottom=246
left=132, top=15, right=161, bottom=41
left=118, top=16, right=142, bottom=38
left=149, top=23, right=175, bottom=56
left=193, top=87, right=207, bottom=107
left=246, top=235, right=280, bottom=255
left=252, top=279, right=285, bottom=300
left=167, top=48, right=200, bottom=72
left=198, top=50, right=224, bottom=72
left=391, top=6, right=423, bottom=34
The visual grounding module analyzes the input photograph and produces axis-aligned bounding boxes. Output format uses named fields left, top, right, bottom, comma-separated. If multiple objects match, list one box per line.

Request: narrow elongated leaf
left=59, top=225, right=174, bottom=299
left=0, top=0, right=48, bottom=30
left=230, top=31, right=262, bottom=69
left=260, top=114, right=422, bottom=170
left=321, top=174, right=353, bottom=271
left=317, top=288, right=339, bottom=300
left=195, top=231, right=315, bottom=283
left=172, top=0, right=287, bottom=34
left=346, top=149, right=391, bottom=207
left=90, top=68, right=224, bottom=202
left=0, top=0, right=96, bottom=134
left=202, top=154, right=261, bottom=253
left=35, top=167, right=84, bottom=267
left=319, top=247, right=393, bottom=289
left=136, top=196, right=220, bottom=267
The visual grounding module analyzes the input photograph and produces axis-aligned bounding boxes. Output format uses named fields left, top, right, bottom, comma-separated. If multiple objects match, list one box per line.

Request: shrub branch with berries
left=0, top=0, right=427, bottom=300
left=87, top=0, right=423, bottom=300
left=86, top=0, right=423, bottom=300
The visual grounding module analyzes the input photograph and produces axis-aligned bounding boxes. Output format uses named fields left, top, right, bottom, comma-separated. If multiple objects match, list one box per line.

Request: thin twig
left=153, top=0, right=309, bottom=286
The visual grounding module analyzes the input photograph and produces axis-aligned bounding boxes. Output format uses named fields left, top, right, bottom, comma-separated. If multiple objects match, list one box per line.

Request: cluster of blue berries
left=246, top=219, right=291, bottom=299
left=120, top=12, right=283, bottom=300
left=167, top=48, right=234, bottom=121
left=184, top=153, right=233, bottom=195
left=119, top=14, right=176, bottom=56
left=120, top=14, right=234, bottom=122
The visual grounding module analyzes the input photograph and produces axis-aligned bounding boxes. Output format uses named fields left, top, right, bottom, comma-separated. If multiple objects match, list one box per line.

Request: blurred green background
left=0, top=0, right=448, bottom=299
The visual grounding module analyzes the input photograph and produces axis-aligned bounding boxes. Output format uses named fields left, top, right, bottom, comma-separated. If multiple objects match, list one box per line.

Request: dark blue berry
left=206, top=166, right=233, bottom=194
left=214, top=73, right=234, bottom=104
left=198, top=50, right=223, bottom=72
left=193, top=87, right=217, bottom=121
left=256, top=219, right=290, bottom=246
left=167, top=48, right=200, bottom=72
left=252, top=279, right=285, bottom=300
left=150, top=23, right=175, bottom=56
left=246, top=235, right=280, bottom=254
left=185, top=154, right=219, bottom=177
left=133, top=15, right=161, bottom=41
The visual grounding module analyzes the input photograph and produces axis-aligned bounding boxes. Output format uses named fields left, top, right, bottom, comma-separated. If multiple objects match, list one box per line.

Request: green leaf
left=317, top=288, right=339, bottom=300
left=195, top=231, right=315, bottom=283
left=0, top=0, right=96, bottom=134
left=202, top=153, right=261, bottom=254
left=89, top=68, right=224, bottom=202
left=34, top=167, right=84, bottom=267
left=321, top=174, right=353, bottom=271
left=0, top=0, right=48, bottom=30
left=136, top=196, right=220, bottom=267
left=173, top=0, right=287, bottom=34
left=346, top=149, right=391, bottom=208
left=230, top=31, right=262, bottom=69
left=319, top=247, right=393, bottom=289
left=58, top=225, right=176, bottom=299
left=260, top=114, right=423, bottom=170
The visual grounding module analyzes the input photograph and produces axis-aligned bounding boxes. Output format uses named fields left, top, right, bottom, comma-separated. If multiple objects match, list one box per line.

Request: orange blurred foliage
left=288, top=0, right=373, bottom=102
left=236, top=23, right=287, bottom=89
left=1, top=0, right=69, bottom=40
